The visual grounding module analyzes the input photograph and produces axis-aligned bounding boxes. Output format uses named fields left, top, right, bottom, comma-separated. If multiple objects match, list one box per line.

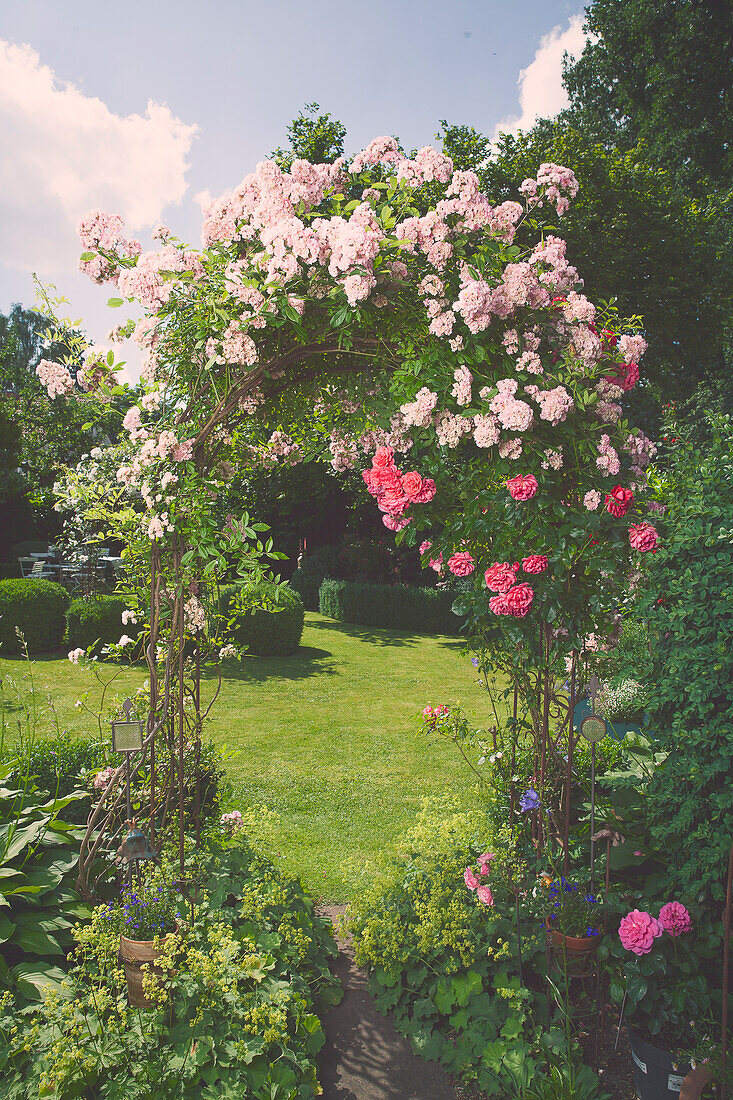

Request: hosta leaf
left=11, top=962, right=67, bottom=999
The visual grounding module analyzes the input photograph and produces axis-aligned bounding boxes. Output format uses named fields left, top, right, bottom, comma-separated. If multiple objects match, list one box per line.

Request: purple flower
left=471, top=657, right=480, bottom=668
left=519, top=788, right=540, bottom=813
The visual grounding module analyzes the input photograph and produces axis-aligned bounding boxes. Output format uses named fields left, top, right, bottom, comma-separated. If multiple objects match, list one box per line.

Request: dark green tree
left=271, top=102, right=346, bottom=169
left=561, top=0, right=733, bottom=195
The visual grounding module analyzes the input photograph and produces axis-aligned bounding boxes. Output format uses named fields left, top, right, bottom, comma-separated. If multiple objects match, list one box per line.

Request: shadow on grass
left=203, top=645, right=339, bottom=684
left=307, top=617, right=463, bottom=649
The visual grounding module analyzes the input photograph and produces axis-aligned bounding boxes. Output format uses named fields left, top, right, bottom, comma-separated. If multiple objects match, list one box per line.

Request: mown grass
left=1, top=613, right=505, bottom=902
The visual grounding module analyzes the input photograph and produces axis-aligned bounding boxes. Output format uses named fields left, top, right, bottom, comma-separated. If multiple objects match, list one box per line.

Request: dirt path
left=318, top=905, right=459, bottom=1100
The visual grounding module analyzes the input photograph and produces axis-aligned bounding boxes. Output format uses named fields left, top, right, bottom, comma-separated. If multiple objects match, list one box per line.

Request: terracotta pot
left=119, top=930, right=175, bottom=1008
left=544, top=918, right=600, bottom=977
left=679, top=1066, right=714, bottom=1100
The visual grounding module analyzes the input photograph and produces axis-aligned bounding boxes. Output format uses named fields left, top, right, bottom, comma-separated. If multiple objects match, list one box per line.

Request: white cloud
left=493, top=15, right=586, bottom=141
left=0, top=39, right=198, bottom=275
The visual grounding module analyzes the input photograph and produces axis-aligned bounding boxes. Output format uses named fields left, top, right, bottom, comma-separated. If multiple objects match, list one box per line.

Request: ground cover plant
left=0, top=828, right=341, bottom=1100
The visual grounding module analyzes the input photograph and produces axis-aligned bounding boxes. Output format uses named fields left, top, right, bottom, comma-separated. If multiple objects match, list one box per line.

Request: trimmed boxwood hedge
left=0, top=579, right=69, bottom=654
left=220, top=581, right=305, bottom=656
left=319, top=578, right=463, bottom=635
left=66, top=595, right=129, bottom=651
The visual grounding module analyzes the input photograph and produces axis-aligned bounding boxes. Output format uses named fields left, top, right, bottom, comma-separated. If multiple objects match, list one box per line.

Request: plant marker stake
left=722, top=840, right=733, bottom=1100
left=614, top=990, right=627, bottom=1052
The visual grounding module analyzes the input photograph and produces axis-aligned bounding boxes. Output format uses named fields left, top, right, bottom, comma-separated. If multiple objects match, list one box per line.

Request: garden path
left=319, top=905, right=461, bottom=1100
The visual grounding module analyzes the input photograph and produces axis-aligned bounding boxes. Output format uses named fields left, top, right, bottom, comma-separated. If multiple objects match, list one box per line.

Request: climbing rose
left=658, top=902, right=692, bottom=937
left=419, top=540, right=432, bottom=554
left=401, top=471, right=437, bottom=503
left=629, top=523, right=658, bottom=552
left=504, top=583, right=534, bottom=618
left=68, top=648, right=85, bottom=664
left=605, top=485, right=634, bottom=517
left=485, top=562, right=518, bottom=593
left=507, top=474, right=538, bottom=501
left=476, top=884, right=494, bottom=907
left=619, top=909, right=663, bottom=955
left=464, top=867, right=479, bottom=891
left=522, top=555, right=548, bottom=574
left=478, top=852, right=496, bottom=875
left=372, top=446, right=395, bottom=469
left=447, top=551, right=475, bottom=576
left=605, top=361, right=640, bottom=392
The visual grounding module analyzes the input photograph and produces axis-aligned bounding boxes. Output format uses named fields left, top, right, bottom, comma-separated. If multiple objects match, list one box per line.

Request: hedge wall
left=66, top=596, right=129, bottom=651
left=319, top=578, right=463, bottom=635
left=220, top=581, right=305, bottom=656
left=0, top=579, right=69, bottom=655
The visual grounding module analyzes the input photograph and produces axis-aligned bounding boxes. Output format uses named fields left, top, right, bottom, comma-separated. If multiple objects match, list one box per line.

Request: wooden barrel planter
left=679, top=1066, right=714, bottom=1099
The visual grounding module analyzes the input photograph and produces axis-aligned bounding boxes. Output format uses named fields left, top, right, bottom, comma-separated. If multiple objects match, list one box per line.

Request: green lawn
left=2, top=613, right=503, bottom=902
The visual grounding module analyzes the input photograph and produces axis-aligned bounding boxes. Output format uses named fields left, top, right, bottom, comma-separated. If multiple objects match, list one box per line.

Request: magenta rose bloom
left=522, top=554, right=548, bottom=574
left=372, top=445, right=395, bottom=469
left=484, top=561, right=518, bottom=593
left=619, top=909, right=663, bottom=954
left=383, top=513, right=410, bottom=531
left=605, top=485, right=634, bottom=517
left=488, top=593, right=509, bottom=615
left=604, top=361, right=639, bottom=392
left=507, top=474, right=538, bottom=501
left=504, top=583, right=535, bottom=618
left=419, top=540, right=432, bottom=554
left=448, top=551, right=475, bottom=577
left=629, top=523, right=658, bottom=553
left=658, top=901, right=692, bottom=937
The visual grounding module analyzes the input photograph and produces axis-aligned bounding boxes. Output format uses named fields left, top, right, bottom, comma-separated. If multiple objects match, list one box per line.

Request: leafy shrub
left=319, top=577, right=463, bottom=635
left=65, top=595, right=128, bottom=651
left=0, top=579, right=69, bottom=654
left=597, top=679, right=650, bottom=722
left=290, top=545, right=341, bottom=610
left=220, top=580, right=305, bottom=656
left=640, top=416, right=733, bottom=903
left=10, top=733, right=105, bottom=825
left=290, top=538, right=426, bottom=610
left=2, top=829, right=340, bottom=1099
left=345, top=800, right=556, bottom=1096
left=0, top=758, right=88, bottom=1007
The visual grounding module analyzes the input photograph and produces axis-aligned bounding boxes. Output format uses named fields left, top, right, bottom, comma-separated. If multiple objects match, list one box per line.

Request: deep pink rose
left=478, top=851, right=496, bottom=876
left=448, top=551, right=475, bottom=577
left=605, top=361, right=639, bottom=392
left=488, top=594, right=509, bottom=615
left=410, top=477, right=437, bottom=504
left=659, top=901, right=692, bottom=937
left=476, top=884, right=494, bottom=907
left=378, top=497, right=409, bottom=516
left=429, top=554, right=443, bottom=573
left=374, top=465, right=404, bottom=494
left=507, top=474, right=538, bottom=501
left=383, top=513, right=411, bottom=531
left=372, top=445, right=395, bottom=469
left=522, top=554, right=548, bottom=574
left=605, top=485, right=634, bottom=517
left=464, top=867, right=479, bottom=891
left=629, top=523, right=658, bottom=553
left=419, top=540, right=432, bottom=554
left=362, top=468, right=379, bottom=495
left=619, top=909, right=663, bottom=955
left=484, top=561, right=518, bottom=593
left=504, top=583, right=534, bottom=618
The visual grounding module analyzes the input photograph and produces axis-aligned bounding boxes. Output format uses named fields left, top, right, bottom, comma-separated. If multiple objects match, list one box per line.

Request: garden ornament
left=116, top=818, right=159, bottom=866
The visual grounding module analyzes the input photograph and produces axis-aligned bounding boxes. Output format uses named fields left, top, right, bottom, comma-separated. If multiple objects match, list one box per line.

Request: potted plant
left=603, top=900, right=716, bottom=1100
left=543, top=876, right=603, bottom=977
left=103, top=878, right=181, bottom=1008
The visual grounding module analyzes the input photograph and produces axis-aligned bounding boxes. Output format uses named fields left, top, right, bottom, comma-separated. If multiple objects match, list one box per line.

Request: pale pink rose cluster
left=529, top=235, right=579, bottom=291
left=525, top=384, right=574, bottom=426
left=77, top=209, right=141, bottom=283
left=489, top=379, right=534, bottom=432
left=520, top=163, right=579, bottom=216
left=435, top=410, right=474, bottom=448
left=596, top=434, right=621, bottom=476
left=93, top=766, right=115, bottom=791
left=184, top=596, right=206, bottom=633
left=117, top=246, right=203, bottom=311
left=472, top=413, right=501, bottom=448
left=220, top=809, right=245, bottom=832
left=624, top=430, right=657, bottom=478
left=350, top=136, right=403, bottom=173
left=583, top=490, right=602, bottom=511
left=265, top=430, right=302, bottom=465
left=400, top=387, right=438, bottom=429
left=395, top=145, right=454, bottom=186
left=451, top=365, right=473, bottom=406
left=618, top=333, right=648, bottom=364
left=36, top=359, right=74, bottom=400
left=542, top=448, right=563, bottom=471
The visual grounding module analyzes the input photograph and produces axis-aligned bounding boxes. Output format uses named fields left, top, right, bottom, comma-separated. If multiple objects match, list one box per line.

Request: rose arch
left=40, top=136, right=658, bottom=895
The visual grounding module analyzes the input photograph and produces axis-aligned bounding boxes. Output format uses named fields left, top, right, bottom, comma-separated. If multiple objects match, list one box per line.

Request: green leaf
left=11, top=962, right=67, bottom=999
left=11, top=925, right=65, bottom=956
left=107, top=297, right=124, bottom=307
left=79, top=251, right=96, bottom=261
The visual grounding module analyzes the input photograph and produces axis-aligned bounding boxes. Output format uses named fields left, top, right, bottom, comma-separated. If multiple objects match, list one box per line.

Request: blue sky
left=1, top=0, right=585, bottom=375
